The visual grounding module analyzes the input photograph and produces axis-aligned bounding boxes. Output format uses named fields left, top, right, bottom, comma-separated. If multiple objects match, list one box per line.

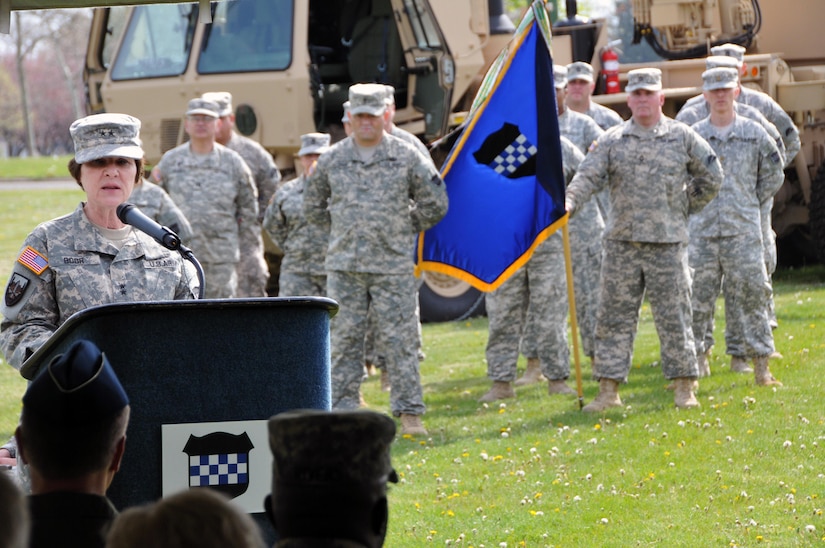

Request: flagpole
left=561, top=222, right=584, bottom=409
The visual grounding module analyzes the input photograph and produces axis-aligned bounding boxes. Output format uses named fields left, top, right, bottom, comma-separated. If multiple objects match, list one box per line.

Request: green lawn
left=1, top=186, right=824, bottom=545
left=0, top=155, right=74, bottom=180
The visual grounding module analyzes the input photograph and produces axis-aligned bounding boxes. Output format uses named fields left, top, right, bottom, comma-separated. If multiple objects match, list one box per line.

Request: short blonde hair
left=106, top=488, right=265, bottom=548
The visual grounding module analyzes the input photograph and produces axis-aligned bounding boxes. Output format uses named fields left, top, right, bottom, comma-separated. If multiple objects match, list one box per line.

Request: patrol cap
left=70, top=113, right=144, bottom=164
left=268, top=409, right=398, bottom=487
left=201, top=91, right=233, bottom=117
left=383, top=84, right=396, bottom=105
left=298, top=133, right=331, bottom=156
left=702, top=67, right=739, bottom=91
left=553, top=64, right=568, bottom=89
left=22, top=340, right=129, bottom=425
left=705, top=55, right=741, bottom=71
left=626, top=68, right=662, bottom=92
left=348, top=83, right=388, bottom=117
left=186, top=98, right=220, bottom=118
left=710, top=43, right=746, bottom=65
left=567, top=61, right=594, bottom=83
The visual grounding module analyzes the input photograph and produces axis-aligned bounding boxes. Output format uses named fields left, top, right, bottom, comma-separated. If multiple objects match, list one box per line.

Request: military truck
left=83, top=0, right=524, bottom=321
left=554, top=0, right=825, bottom=265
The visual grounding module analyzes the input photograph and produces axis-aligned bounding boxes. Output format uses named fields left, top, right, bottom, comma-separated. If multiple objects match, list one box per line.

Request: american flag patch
left=18, top=246, right=48, bottom=275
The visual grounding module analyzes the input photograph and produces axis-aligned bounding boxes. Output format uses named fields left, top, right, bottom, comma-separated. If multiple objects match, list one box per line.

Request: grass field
left=1, top=186, right=823, bottom=545
left=0, top=155, right=74, bottom=180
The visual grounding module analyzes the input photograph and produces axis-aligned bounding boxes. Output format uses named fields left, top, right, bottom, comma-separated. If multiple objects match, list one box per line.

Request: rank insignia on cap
left=5, top=272, right=30, bottom=307
left=472, top=122, right=537, bottom=179
left=18, top=246, right=48, bottom=275
left=184, top=431, right=254, bottom=499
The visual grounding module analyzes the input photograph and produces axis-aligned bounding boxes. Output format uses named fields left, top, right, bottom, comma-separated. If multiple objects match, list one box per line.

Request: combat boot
left=400, top=414, right=428, bottom=436
left=582, top=379, right=622, bottom=412
left=753, top=355, right=782, bottom=386
left=729, top=355, right=753, bottom=373
left=673, top=378, right=700, bottom=408
left=478, top=381, right=516, bottom=402
left=514, top=358, right=545, bottom=386
left=697, top=348, right=711, bottom=377
left=380, top=369, right=391, bottom=392
left=547, top=379, right=575, bottom=395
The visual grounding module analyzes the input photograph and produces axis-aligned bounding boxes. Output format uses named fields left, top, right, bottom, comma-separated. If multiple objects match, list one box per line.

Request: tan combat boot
left=478, top=381, right=516, bottom=402
left=673, top=378, right=700, bottom=408
left=730, top=355, right=753, bottom=373
left=547, top=379, right=575, bottom=395
left=400, top=414, right=428, bottom=436
left=380, top=369, right=391, bottom=392
left=697, top=348, right=712, bottom=377
left=753, top=355, right=782, bottom=386
left=582, top=379, right=622, bottom=412
left=514, top=358, right=545, bottom=386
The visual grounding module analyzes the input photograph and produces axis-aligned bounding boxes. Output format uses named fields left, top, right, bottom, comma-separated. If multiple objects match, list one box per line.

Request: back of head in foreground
left=16, top=339, right=130, bottom=493
left=105, top=487, right=265, bottom=548
left=266, top=409, right=398, bottom=548
left=0, top=472, right=28, bottom=548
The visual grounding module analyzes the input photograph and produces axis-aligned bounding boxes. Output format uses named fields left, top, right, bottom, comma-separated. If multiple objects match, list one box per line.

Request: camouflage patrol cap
left=567, top=61, right=594, bottom=83
left=298, top=133, right=331, bottom=156
left=553, top=64, right=568, bottom=88
left=710, top=43, right=746, bottom=65
left=702, top=67, right=739, bottom=91
left=70, top=113, right=144, bottom=164
left=348, top=83, right=387, bottom=117
left=626, top=68, right=662, bottom=92
left=341, top=101, right=351, bottom=123
left=201, top=92, right=233, bottom=117
left=268, top=409, right=398, bottom=487
left=22, top=340, right=129, bottom=425
left=185, top=98, right=220, bottom=118
left=705, top=55, right=741, bottom=71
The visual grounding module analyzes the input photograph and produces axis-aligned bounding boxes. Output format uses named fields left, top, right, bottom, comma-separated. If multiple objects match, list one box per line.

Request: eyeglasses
left=186, top=115, right=216, bottom=123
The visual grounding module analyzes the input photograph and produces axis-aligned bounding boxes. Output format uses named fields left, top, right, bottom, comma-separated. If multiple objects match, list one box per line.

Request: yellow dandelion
left=535, top=492, right=543, bottom=499
left=402, top=434, right=413, bottom=440
left=447, top=510, right=455, bottom=517
left=594, top=424, right=602, bottom=430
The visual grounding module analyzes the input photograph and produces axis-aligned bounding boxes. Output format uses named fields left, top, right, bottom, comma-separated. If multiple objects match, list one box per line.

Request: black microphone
left=117, top=203, right=181, bottom=251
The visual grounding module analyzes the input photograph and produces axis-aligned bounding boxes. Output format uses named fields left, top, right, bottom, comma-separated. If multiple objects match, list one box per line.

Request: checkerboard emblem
left=472, top=122, right=537, bottom=179
left=183, top=431, right=254, bottom=499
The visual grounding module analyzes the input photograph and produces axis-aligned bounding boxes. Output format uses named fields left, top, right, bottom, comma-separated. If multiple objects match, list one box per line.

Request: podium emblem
left=183, top=431, right=254, bottom=499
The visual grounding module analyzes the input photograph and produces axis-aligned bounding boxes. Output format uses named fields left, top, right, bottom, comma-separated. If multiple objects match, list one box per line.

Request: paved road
left=0, top=178, right=78, bottom=190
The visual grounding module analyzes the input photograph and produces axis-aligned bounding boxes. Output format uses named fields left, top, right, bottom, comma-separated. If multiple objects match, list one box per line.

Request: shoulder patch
left=4, top=272, right=31, bottom=307
left=17, top=246, right=49, bottom=275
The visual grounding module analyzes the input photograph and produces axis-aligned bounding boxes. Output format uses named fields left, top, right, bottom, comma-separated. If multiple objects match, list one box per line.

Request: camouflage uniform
left=556, top=108, right=605, bottom=360
left=263, top=174, right=328, bottom=297
left=690, top=113, right=783, bottom=358
left=156, top=142, right=258, bottom=299
left=486, top=137, right=583, bottom=383
left=1, top=204, right=199, bottom=368
left=566, top=116, right=723, bottom=382
left=584, top=102, right=624, bottom=131
left=128, top=179, right=193, bottom=243
left=677, top=100, right=786, bottom=351
left=303, top=134, right=447, bottom=416
left=224, top=131, right=281, bottom=297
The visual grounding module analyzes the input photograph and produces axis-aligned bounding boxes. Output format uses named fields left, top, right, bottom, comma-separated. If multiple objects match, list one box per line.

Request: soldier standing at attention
left=689, top=67, right=785, bottom=385
left=303, top=83, right=448, bottom=436
left=155, top=98, right=259, bottom=299
left=202, top=91, right=281, bottom=297
left=262, top=133, right=331, bottom=297
left=565, top=61, right=624, bottom=131
left=566, top=68, right=724, bottom=411
left=479, top=136, right=584, bottom=402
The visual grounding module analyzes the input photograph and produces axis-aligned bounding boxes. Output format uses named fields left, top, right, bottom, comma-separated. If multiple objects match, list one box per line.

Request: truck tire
left=418, top=272, right=486, bottom=323
left=811, top=162, right=825, bottom=263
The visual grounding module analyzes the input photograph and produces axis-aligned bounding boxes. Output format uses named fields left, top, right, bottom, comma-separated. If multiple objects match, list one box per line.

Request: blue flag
left=415, top=3, right=566, bottom=292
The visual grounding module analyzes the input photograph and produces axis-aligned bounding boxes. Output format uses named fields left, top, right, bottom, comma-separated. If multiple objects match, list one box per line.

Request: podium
left=21, top=297, right=338, bottom=541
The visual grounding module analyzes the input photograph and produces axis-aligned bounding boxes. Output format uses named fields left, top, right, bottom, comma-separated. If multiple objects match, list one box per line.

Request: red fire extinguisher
left=601, top=40, right=622, bottom=94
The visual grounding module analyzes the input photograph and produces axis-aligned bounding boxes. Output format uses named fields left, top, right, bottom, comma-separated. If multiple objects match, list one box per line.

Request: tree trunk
left=14, top=12, right=39, bottom=157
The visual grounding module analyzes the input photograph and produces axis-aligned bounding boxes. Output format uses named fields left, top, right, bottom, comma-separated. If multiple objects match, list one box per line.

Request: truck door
left=84, top=7, right=128, bottom=114
left=390, top=0, right=455, bottom=141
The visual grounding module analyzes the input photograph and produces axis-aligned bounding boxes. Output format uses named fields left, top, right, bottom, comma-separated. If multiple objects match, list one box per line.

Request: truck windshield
left=110, top=0, right=293, bottom=81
